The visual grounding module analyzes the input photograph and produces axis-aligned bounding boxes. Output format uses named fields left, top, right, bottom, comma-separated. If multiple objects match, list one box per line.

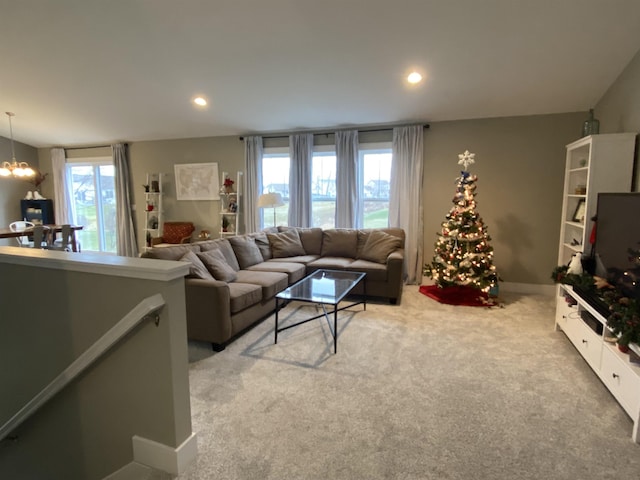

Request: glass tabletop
left=276, top=269, right=366, bottom=305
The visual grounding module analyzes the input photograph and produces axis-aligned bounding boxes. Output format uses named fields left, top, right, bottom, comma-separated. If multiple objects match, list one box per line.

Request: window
left=311, top=150, right=336, bottom=229
left=260, top=142, right=392, bottom=229
left=261, top=150, right=290, bottom=228
left=67, top=159, right=116, bottom=253
left=359, top=144, right=392, bottom=228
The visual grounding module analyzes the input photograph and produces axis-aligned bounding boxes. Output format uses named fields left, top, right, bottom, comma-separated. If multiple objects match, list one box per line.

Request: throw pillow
left=267, top=229, right=306, bottom=258
left=179, top=251, right=214, bottom=279
left=358, top=230, right=402, bottom=264
left=229, top=236, right=264, bottom=269
left=196, top=249, right=238, bottom=282
left=321, top=229, right=357, bottom=258
left=252, top=233, right=272, bottom=260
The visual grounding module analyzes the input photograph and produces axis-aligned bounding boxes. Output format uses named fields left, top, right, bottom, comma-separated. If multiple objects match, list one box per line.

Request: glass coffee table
left=274, top=269, right=366, bottom=354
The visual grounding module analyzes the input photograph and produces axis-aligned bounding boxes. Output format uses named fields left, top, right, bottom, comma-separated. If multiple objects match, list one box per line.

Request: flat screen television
left=588, top=192, right=640, bottom=300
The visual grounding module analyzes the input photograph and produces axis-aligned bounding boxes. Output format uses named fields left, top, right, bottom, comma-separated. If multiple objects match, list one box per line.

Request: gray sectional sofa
left=142, top=227, right=405, bottom=350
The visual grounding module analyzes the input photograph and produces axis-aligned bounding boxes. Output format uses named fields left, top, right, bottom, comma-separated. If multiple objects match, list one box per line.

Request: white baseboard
left=500, top=282, right=556, bottom=296
left=132, top=432, right=198, bottom=475
left=102, top=462, right=154, bottom=480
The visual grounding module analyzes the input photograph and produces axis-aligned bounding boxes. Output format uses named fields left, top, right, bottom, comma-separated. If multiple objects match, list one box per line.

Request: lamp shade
left=257, top=192, right=284, bottom=208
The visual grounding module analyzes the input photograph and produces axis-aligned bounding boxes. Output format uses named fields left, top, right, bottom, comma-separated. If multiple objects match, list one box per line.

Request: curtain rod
left=64, top=144, right=112, bottom=151
left=238, top=124, right=430, bottom=141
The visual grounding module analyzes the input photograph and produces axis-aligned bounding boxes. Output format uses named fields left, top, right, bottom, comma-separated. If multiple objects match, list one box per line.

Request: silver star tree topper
left=458, top=150, right=475, bottom=170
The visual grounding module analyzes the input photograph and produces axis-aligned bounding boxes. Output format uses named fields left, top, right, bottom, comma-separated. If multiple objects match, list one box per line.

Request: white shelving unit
left=143, top=173, right=163, bottom=252
left=556, top=285, right=640, bottom=443
left=219, top=171, right=242, bottom=237
left=555, top=133, right=637, bottom=441
left=557, top=134, right=635, bottom=267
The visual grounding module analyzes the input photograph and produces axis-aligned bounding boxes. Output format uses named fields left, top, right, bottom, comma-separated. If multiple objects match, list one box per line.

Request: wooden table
left=0, top=225, right=83, bottom=252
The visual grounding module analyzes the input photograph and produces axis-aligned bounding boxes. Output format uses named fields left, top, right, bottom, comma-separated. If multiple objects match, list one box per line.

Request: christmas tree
left=424, top=150, right=499, bottom=293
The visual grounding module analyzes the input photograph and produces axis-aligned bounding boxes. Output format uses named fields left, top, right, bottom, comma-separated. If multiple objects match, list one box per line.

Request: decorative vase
left=581, top=109, right=600, bottom=137
left=224, top=185, right=233, bottom=194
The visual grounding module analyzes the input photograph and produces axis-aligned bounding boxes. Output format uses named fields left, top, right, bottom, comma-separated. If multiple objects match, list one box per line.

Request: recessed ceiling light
left=407, top=72, right=423, bottom=84
left=193, top=96, right=207, bottom=107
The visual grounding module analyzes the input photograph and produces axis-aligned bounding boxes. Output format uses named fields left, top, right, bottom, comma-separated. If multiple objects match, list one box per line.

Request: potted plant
left=602, top=289, right=640, bottom=353
left=222, top=216, right=229, bottom=232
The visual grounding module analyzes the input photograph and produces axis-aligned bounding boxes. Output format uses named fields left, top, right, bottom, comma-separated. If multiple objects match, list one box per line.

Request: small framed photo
left=572, top=199, right=586, bottom=223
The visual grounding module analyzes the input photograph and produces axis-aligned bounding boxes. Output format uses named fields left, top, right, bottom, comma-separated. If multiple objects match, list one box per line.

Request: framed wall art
left=174, top=162, right=220, bottom=201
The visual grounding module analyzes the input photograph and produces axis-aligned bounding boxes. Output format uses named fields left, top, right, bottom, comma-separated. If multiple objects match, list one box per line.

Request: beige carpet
left=178, top=287, right=640, bottom=480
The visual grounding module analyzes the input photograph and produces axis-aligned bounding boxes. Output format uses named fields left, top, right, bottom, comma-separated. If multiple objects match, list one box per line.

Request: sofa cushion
left=199, top=239, right=241, bottom=271
left=268, top=229, right=306, bottom=258
left=357, top=230, right=403, bottom=264
left=307, top=257, right=355, bottom=270
left=197, top=249, right=238, bottom=282
left=179, top=251, right=214, bottom=280
left=142, top=243, right=200, bottom=261
left=348, top=259, right=388, bottom=282
left=229, top=236, right=264, bottom=269
left=279, top=227, right=323, bottom=255
left=250, top=232, right=272, bottom=260
left=235, top=270, right=288, bottom=299
left=247, top=261, right=306, bottom=284
left=228, top=282, right=263, bottom=313
left=267, top=255, right=319, bottom=264
left=321, top=229, right=357, bottom=258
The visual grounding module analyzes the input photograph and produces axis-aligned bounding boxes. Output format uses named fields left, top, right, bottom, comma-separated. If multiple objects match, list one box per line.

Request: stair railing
left=0, top=293, right=165, bottom=442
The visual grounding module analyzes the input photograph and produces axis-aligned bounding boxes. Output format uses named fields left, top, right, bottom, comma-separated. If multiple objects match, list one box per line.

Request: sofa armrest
left=386, top=248, right=405, bottom=274
left=178, top=236, right=192, bottom=244
left=184, top=278, right=233, bottom=344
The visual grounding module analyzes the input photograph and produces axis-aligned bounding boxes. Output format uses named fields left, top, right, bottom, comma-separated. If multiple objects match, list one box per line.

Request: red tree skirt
left=419, top=285, right=499, bottom=307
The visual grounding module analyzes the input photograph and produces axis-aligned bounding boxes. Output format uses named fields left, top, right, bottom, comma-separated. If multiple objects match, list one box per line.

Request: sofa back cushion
left=249, top=232, right=272, bottom=260
left=196, top=249, right=238, bottom=282
left=279, top=227, right=323, bottom=255
left=179, top=251, right=214, bottom=279
left=267, top=229, right=306, bottom=258
left=357, top=230, right=403, bottom=264
left=199, top=239, right=240, bottom=271
left=357, top=228, right=405, bottom=257
left=141, top=243, right=200, bottom=261
left=229, top=236, right=264, bottom=269
left=321, top=229, right=357, bottom=258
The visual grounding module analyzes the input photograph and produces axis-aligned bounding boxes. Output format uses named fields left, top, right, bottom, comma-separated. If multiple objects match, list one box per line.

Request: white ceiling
left=1, top=0, right=640, bottom=148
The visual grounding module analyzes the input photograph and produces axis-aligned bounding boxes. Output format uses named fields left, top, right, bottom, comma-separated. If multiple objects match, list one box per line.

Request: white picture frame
left=174, top=163, right=220, bottom=201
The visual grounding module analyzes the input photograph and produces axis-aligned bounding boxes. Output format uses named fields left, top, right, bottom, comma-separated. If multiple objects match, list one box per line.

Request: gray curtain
left=288, top=133, right=313, bottom=227
left=112, top=144, right=138, bottom=257
left=51, top=147, right=74, bottom=225
left=389, top=125, right=424, bottom=284
left=335, top=130, right=360, bottom=228
left=244, top=136, right=263, bottom=233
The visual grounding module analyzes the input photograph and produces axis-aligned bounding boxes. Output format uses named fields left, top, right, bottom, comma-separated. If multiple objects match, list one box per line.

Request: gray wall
left=595, top=47, right=640, bottom=189
left=423, top=113, right=586, bottom=285
left=0, top=251, right=192, bottom=479
left=34, top=114, right=587, bottom=285
left=0, top=137, right=40, bottom=245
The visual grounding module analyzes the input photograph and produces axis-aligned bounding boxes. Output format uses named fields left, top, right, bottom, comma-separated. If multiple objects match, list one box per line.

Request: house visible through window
left=67, top=158, right=116, bottom=253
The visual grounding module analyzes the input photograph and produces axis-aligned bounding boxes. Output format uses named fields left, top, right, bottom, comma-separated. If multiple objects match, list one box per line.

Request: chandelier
left=0, top=112, right=35, bottom=178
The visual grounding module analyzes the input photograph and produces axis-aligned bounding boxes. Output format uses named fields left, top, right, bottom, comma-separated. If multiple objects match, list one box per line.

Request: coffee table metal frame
left=274, top=269, right=366, bottom=354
